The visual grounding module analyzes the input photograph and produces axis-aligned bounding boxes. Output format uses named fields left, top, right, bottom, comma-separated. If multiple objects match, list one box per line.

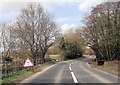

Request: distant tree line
left=0, top=3, right=58, bottom=63
left=81, top=2, right=120, bottom=61
left=59, top=30, right=85, bottom=60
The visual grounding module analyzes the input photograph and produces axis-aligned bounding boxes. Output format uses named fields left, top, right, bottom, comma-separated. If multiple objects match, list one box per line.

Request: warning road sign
left=23, top=58, right=34, bottom=67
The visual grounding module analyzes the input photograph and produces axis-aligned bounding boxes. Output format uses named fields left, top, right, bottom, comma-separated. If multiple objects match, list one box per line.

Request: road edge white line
left=87, top=63, right=118, bottom=78
left=71, top=72, right=78, bottom=83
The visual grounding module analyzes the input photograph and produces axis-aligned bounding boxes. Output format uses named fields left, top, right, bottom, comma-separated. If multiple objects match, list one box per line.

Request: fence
left=1, top=58, right=51, bottom=79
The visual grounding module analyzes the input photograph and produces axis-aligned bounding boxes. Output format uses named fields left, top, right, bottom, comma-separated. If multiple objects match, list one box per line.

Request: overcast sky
left=0, top=0, right=104, bottom=33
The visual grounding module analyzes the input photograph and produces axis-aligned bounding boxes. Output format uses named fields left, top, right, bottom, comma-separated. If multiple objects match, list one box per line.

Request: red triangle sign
left=23, top=58, right=34, bottom=67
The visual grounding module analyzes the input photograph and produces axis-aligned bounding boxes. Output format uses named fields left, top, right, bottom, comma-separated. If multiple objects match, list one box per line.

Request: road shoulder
left=10, top=64, right=56, bottom=83
left=87, top=62, right=118, bottom=78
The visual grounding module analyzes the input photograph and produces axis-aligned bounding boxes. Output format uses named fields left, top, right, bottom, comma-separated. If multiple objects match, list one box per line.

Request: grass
left=2, top=71, right=32, bottom=83
left=49, top=54, right=85, bottom=62
left=88, top=60, right=96, bottom=64
left=2, top=61, right=55, bottom=84
left=88, top=60, right=118, bottom=76
left=49, top=54, right=60, bottom=59
left=65, top=56, right=85, bottom=61
left=49, top=54, right=63, bottom=61
left=75, top=56, right=85, bottom=59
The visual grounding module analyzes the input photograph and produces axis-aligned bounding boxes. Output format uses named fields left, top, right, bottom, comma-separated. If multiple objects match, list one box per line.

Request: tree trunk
left=41, top=52, right=46, bottom=64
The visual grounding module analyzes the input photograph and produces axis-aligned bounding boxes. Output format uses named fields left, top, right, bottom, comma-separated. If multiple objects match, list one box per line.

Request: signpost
left=23, top=58, right=34, bottom=71
left=23, top=58, right=34, bottom=67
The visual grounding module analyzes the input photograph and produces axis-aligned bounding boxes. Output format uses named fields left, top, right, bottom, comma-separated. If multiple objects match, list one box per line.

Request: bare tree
left=0, top=24, right=13, bottom=61
left=81, top=2, right=120, bottom=61
left=14, top=3, right=58, bottom=63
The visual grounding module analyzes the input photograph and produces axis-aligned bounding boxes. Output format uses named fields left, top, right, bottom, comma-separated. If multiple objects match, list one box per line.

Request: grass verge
left=49, top=54, right=64, bottom=61
left=88, top=60, right=118, bottom=77
left=49, top=55, right=60, bottom=59
left=64, top=56, right=86, bottom=62
left=2, top=61, right=55, bottom=84
left=49, top=54, right=85, bottom=62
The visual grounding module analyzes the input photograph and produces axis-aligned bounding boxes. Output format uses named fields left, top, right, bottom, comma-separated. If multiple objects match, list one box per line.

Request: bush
left=59, top=37, right=84, bottom=60
left=45, top=58, right=52, bottom=62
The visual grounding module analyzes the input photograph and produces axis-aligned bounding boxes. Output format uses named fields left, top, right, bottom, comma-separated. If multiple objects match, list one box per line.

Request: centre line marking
left=71, top=72, right=78, bottom=83
left=69, top=67, right=72, bottom=70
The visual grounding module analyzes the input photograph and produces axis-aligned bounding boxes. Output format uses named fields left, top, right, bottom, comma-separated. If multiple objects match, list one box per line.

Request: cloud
left=0, top=2, right=28, bottom=12
left=61, top=23, right=76, bottom=34
left=78, top=0, right=103, bottom=11
left=0, top=2, right=54, bottom=13
left=0, top=1, right=75, bottom=23
left=0, top=0, right=79, bottom=3
left=0, top=2, right=28, bottom=23
left=55, top=17, right=70, bottom=24
left=0, top=1, right=77, bottom=13
left=0, top=2, right=57, bottom=23
left=0, top=0, right=104, bottom=23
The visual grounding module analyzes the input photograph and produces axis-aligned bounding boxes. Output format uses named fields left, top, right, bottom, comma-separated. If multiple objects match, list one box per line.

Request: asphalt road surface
left=21, top=57, right=118, bottom=83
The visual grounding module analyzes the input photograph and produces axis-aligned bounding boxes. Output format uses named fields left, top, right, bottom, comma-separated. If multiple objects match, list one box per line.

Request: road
left=21, top=57, right=118, bottom=83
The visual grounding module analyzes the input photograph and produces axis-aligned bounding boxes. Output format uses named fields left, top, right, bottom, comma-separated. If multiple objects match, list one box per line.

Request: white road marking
left=69, top=67, right=72, bottom=70
left=71, top=72, right=78, bottom=83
